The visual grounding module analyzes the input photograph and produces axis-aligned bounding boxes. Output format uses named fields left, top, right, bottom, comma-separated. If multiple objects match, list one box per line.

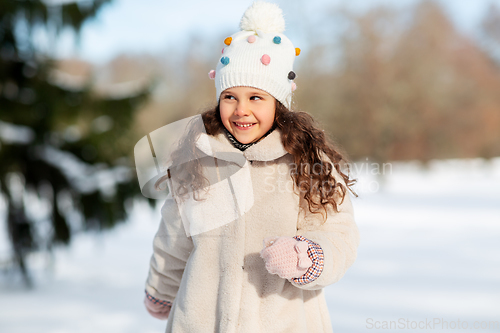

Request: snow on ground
left=1, top=157, right=499, bottom=333
left=328, top=158, right=500, bottom=332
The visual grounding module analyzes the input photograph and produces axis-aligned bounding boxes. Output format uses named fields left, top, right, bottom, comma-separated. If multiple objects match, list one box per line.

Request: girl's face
left=219, top=86, right=276, bottom=144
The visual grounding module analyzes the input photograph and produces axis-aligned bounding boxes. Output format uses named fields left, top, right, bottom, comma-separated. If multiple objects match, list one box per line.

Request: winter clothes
left=260, top=236, right=312, bottom=279
left=145, top=128, right=359, bottom=333
left=144, top=293, right=171, bottom=320
left=289, top=235, right=325, bottom=286
left=211, top=2, right=299, bottom=109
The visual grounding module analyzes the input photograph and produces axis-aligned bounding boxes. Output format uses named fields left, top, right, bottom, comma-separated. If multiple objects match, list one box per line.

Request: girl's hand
left=260, top=236, right=313, bottom=279
left=144, top=295, right=171, bottom=320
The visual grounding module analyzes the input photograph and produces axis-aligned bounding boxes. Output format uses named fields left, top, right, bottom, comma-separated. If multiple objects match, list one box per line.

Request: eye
left=250, top=96, right=262, bottom=101
left=223, top=95, right=236, bottom=100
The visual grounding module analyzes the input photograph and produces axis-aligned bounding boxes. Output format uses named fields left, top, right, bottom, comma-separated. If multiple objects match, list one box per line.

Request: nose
left=234, top=100, right=251, bottom=117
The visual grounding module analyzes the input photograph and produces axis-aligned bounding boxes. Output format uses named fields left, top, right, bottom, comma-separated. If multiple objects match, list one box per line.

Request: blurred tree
left=0, top=0, right=149, bottom=287
left=389, top=1, right=500, bottom=161
left=295, top=0, right=500, bottom=164
left=481, top=3, right=500, bottom=65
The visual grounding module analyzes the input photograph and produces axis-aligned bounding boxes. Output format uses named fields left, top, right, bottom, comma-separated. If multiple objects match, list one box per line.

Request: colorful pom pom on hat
left=210, top=1, right=299, bottom=109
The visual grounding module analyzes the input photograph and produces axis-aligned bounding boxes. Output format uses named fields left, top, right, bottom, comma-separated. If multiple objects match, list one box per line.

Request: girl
left=143, top=2, right=359, bottom=332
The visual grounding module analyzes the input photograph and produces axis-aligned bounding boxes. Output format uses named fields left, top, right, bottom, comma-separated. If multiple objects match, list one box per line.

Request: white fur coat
left=145, top=128, right=360, bottom=332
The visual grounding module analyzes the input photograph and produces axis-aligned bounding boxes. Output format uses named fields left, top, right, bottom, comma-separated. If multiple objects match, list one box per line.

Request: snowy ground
left=1, top=157, right=499, bottom=333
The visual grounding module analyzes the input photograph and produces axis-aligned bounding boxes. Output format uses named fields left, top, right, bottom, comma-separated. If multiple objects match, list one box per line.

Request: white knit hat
left=208, top=1, right=300, bottom=109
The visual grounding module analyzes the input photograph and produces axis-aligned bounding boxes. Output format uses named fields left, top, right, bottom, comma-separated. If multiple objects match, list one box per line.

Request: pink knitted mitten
left=260, top=236, right=313, bottom=279
left=144, top=295, right=171, bottom=320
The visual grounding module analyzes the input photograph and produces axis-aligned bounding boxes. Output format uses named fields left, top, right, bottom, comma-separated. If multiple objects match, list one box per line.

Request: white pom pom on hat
left=210, top=1, right=299, bottom=109
left=240, top=1, right=286, bottom=33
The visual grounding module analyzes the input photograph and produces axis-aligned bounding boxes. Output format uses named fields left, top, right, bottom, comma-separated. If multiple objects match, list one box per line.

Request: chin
left=235, top=136, right=253, bottom=144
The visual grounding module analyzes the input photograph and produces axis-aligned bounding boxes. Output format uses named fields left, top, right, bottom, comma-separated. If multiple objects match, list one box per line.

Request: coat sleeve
left=290, top=167, right=360, bottom=291
left=145, top=194, right=194, bottom=303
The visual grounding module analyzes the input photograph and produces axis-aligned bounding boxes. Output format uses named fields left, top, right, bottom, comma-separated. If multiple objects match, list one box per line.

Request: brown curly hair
left=156, top=100, right=357, bottom=220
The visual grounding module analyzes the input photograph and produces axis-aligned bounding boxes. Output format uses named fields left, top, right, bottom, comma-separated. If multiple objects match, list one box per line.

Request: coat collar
left=195, top=128, right=288, bottom=167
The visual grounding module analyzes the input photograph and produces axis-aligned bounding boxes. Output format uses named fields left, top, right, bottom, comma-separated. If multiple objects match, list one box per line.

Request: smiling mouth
left=234, top=122, right=256, bottom=129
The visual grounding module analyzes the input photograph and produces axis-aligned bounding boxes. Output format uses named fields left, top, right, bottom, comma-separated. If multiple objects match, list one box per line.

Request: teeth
left=236, top=123, right=254, bottom=128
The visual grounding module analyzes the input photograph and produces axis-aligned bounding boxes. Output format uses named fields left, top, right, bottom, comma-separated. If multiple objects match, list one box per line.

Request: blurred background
left=0, top=0, right=499, bottom=332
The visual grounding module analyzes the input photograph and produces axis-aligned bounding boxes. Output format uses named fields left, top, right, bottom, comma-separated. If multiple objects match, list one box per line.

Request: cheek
left=264, top=104, right=276, bottom=126
left=219, top=106, right=231, bottom=124
left=257, top=109, right=275, bottom=129
left=265, top=113, right=275, bottom=127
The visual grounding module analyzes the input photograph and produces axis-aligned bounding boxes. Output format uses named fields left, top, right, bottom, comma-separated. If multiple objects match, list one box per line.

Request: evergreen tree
left=0, top=0, right=149, bottom=287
